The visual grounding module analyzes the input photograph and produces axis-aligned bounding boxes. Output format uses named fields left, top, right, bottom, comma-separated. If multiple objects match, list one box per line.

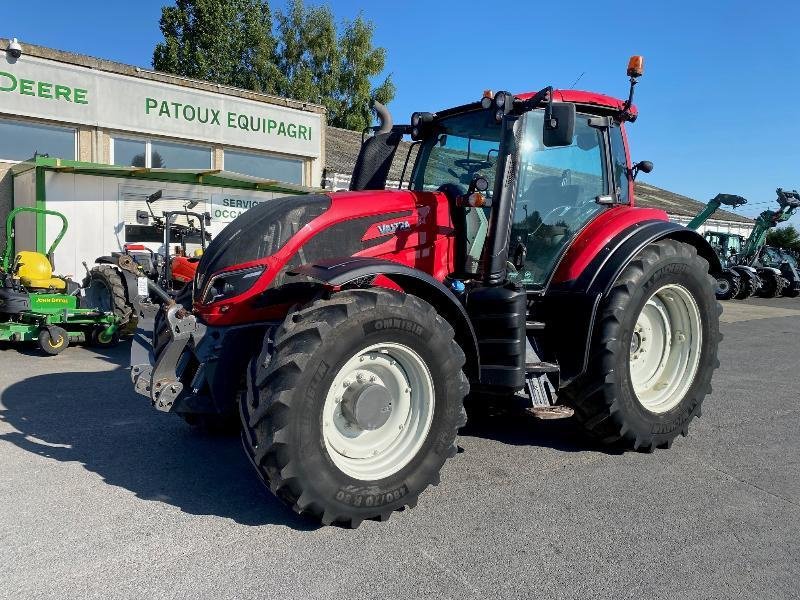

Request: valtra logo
left=376, top=221, right=411, bottom=235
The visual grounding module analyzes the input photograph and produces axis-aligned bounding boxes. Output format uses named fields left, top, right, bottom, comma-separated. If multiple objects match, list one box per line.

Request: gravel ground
left=1, top=297, right=798, bottom=600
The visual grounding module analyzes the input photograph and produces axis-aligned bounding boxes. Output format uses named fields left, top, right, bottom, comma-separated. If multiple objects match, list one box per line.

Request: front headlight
left=201, top=266, right=265, bottom=304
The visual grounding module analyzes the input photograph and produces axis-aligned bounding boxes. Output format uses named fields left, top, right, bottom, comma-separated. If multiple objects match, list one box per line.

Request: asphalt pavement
left=1, top=297, right=799, bottom=600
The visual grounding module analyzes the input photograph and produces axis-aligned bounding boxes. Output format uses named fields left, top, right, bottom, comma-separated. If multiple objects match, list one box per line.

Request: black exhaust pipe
left=349, top=101, right=402, bottom=191
left=372, top=101, right=393, bottom=135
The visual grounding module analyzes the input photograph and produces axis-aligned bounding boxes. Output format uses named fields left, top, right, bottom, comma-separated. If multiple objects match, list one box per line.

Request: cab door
left=509, top=110, right=612, bottom=289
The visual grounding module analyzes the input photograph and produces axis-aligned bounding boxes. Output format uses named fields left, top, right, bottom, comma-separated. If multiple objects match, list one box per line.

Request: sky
left=4, top=0, right=800, bottom=223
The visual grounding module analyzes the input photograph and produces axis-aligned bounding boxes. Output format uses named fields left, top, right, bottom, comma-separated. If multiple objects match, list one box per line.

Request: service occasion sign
left=210, top=193, right=271, bottom=223
left=0, top=55, right=321, bottom=157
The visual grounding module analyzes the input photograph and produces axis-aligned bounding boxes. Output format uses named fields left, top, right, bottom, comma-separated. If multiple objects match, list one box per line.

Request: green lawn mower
left=0, top=207, right=123, bottom=355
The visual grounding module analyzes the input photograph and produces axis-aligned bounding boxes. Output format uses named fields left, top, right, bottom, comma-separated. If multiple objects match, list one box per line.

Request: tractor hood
left=194, top=189, right=446, bottom=305
left=195, top=193, right=332, bottom=294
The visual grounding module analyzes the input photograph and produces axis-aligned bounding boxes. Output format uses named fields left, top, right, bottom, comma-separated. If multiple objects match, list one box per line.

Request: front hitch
left=131, top=302, right=198, bottom=411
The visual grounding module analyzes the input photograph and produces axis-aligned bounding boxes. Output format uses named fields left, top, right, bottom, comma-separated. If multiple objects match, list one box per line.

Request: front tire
left=240, top=288, right=468, bottom=527
left=713, top=271, right=739, bottom=301
left=757, top=272, right=784, bottom=298
left=38, top=326, right=69, bottom=355
left=734, top=274, right=758, bottom=299
left=563, top=239, right=721, bottom=451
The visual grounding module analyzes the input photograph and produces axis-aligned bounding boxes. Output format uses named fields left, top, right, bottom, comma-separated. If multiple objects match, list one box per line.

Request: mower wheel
left=757, top=272, right=785, bottom=298
left=563, top=239, right=721, bottom=452
left=38, top=326, right=69, bottom=355
left=241, top=288, right=468, bottom=527
left=734, top=274, right=758, bottom=299
left=714, top=271, right=739, bottom=301
left=83, top=265, right=137, bottom=335
left=784, top=287, right=800, bottom=298
left=90, top=327, right=121, bottom=348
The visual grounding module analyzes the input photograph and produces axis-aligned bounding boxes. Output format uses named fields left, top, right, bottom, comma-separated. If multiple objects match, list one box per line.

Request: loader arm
left=686, top=193, right=747, bottom=231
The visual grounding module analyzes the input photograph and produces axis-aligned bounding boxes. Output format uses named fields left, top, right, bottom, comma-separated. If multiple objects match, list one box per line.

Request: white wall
left=37, top=171, right=284, bottom=277
left=669, top=214, right=754, bottom=239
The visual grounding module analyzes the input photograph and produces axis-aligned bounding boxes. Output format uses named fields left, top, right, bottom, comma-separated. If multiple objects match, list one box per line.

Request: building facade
left=0, top=39, right=326, bottom=247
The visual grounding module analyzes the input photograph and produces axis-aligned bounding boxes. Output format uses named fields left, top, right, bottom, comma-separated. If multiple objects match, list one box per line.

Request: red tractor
left=132, top=57, right=721, bottom=527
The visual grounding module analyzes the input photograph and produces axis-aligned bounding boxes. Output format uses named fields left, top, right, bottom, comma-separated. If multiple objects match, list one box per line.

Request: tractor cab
left=407, top=95, right=628, bottom=288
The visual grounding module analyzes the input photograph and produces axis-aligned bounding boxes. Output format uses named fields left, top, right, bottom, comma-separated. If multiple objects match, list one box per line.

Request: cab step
left=525, top=361, right=560, bottom=374
left=526, top=320, right=545, bottom=331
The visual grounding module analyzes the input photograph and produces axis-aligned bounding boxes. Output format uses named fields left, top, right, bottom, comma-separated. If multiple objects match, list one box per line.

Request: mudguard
left=543, top=220, right=721, bottom=384
left=289, top=257, right=480, bottom=381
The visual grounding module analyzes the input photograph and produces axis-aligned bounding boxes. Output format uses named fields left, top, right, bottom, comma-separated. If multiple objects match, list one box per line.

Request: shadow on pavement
left=0, top=342, right=317, bottom=531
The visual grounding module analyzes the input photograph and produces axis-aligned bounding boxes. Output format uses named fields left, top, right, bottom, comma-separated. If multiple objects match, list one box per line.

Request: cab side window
left=609, top=124, right=630, bottom=203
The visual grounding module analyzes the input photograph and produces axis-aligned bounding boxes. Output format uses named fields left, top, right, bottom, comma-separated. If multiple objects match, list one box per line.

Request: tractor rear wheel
left=240, top=288, right=468, bottom=527
left=714, top=271, right=739, bottom=301
left=563, top=239, right=721, bottom=451
left=38, top=326, right=69, bottom=355
left=83, top=265, right=137, bottom=335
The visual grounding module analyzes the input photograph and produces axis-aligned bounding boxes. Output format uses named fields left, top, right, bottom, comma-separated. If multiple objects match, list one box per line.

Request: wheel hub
left=341, top=382, right=393, bottom=430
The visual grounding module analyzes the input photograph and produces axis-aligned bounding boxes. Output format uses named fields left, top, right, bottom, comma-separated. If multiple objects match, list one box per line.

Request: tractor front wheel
left=564, top=239, right=721, bottom=451
left=734, top=274, right=758, bottom=299
left=240, top=288, right=468, bottom=527
left=757, top=272, right=785, bottom=298
left=38, top=326, right=69, bottom=355
left=714, top=271, right=739, bottom=301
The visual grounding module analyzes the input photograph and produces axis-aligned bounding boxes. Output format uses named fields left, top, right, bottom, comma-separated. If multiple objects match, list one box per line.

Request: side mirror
left=631, top=160, right=653, bottom=180
left=543, top=102, right=576, bottom=148
left=136, top=210, right=149, bottom=225
left=204, top=212, right=212, bottom=227
left=147, top=190, right=163, bottom=204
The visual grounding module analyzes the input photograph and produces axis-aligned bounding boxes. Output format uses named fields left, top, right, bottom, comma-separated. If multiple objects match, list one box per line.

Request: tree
left=767, top=225, right=800, bottom=252
left=153, top=0, right=394, bottom=131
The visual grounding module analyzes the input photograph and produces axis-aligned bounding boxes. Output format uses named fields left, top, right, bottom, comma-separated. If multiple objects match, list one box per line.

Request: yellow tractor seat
left=15, top=251, right=68, bottom=291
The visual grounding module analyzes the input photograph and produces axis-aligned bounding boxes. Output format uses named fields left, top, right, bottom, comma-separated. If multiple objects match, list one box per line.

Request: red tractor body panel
left=197, top=190, right=456, bottom=326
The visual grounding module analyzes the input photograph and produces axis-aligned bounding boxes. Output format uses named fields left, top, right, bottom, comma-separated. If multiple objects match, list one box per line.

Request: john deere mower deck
left=0, top=207, right=122, bottom=355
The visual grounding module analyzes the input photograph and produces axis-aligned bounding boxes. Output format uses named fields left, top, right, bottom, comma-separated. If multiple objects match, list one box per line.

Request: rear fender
left=545, top=221, right=721, bottom=384
left=289, top=257, right=480, bottom=382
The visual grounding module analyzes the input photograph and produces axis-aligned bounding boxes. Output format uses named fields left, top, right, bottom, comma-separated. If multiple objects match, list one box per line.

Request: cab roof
left=517, top=89, right=637, bottom=118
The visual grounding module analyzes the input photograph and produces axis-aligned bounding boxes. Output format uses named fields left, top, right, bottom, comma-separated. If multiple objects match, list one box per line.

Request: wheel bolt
left=343, top=380, right=351, bottom=388
left=369, top=375, right=376, bottom=383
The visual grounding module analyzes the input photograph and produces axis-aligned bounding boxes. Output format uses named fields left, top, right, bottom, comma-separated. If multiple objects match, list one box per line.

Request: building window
left=112, top=137, right=211, bottom=169
left=224, top=148, right=304, bottom=184
left=0, top=118, right=75, bottom=161
left=113, top=138, right=148, bottom=167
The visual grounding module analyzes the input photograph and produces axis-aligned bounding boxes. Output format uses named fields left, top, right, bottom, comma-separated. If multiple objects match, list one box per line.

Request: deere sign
left=0, top=55, right=321, bottom=157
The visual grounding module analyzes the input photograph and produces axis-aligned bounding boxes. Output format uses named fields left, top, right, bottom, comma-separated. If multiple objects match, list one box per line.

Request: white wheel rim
left=628, top=284, right=702, bottom=413
left=322, top=342, right=435, bottom=481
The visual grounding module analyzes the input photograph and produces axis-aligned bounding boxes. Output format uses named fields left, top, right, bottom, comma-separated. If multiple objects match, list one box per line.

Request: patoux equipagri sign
left=0, top=55, right=321, bottom=158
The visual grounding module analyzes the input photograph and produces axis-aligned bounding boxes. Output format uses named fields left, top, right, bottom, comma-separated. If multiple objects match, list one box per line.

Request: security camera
left=6, top=38, right=22, bottom=59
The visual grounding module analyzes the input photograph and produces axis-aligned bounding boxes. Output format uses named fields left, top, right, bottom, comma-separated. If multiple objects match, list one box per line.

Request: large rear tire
left=83, top=265, right=137, bottom=335
left=240, top=288, right=468, bottom=527
left=563, top=239, right=721, bottom=451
